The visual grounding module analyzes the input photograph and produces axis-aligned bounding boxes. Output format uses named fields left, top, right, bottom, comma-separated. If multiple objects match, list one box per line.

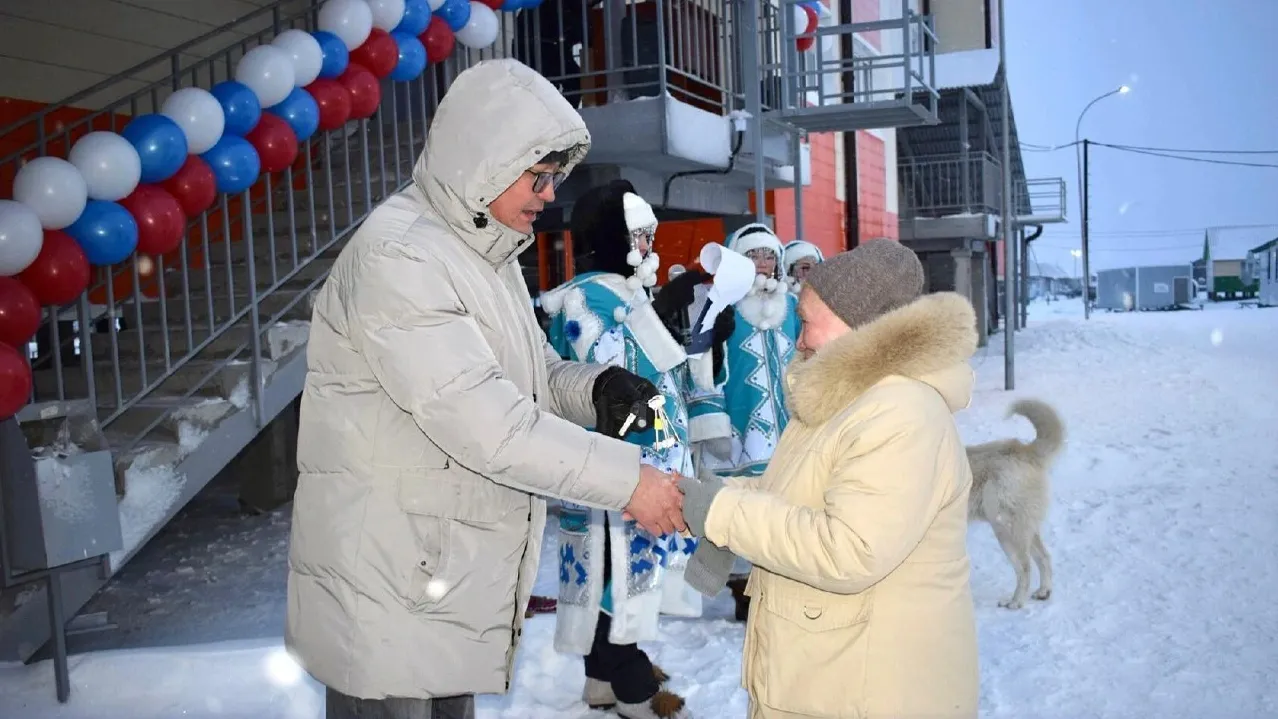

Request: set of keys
left=617, top=394, right=678, bottom=450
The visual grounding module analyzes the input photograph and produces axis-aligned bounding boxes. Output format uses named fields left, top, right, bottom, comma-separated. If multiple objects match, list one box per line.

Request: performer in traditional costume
left=687, top=223, right=800, bottom=478
left=540, top=180, right=732, bottom=719
left=782, top=239, right=825, bottom=294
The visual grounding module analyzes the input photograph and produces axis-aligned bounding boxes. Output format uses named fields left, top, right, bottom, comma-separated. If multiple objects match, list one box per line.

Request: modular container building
left=1096, top=264, right=1196, bottom=311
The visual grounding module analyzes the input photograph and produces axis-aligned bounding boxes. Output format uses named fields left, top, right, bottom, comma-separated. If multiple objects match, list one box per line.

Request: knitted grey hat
left=805, top=238, right=925, bottom=329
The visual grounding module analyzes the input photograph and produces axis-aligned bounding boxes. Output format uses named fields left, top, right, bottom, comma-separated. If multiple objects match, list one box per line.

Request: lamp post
left=1075, top=85, right=1129, bottom=319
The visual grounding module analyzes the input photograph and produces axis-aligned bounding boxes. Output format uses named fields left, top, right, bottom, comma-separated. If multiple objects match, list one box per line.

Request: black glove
left=710, top=309, right=735, bottom=379
left=651, top=269, right=706, bottom=329
left=592, top=366, right=660, bottom=438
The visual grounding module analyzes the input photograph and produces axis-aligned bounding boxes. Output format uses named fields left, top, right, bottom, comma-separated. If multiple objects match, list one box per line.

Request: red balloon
left=161, top=155, right=217, bottom=217
left=338, top=62, right=383, bottom=120
left=0, top=342, right=31, bottom=420
left=245, top=113, right=300, bottom=174
left=421, top=17, right=455, bottom=65
left=0, top=277, right=41, bottom=348
left=350, top=28, right=398, bottom=79
left=307, top=78, right=353, bottom=132
left=16, top=231, right=90, bottom=307
left=796, top=6, right=819, bottom=52
left=476, top=0, right=503, bottom=9
left=120, top=185, right=186, bottom=256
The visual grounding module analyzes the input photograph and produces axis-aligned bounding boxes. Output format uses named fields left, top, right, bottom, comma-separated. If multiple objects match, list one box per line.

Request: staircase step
left=134, top=287, right=317, bottom=326
left=100, top=394, right=241, bottom=447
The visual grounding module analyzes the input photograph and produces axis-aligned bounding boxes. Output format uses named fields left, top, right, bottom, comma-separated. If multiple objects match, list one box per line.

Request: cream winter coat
left=703, top=292, right=981, bottom=718
left=286, top=59, right=642, bottom=701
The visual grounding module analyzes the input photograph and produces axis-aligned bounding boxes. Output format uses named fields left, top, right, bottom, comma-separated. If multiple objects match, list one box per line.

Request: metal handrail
left=9, top=0, right=759, bottom=458
left=0, top=2, right=289, bottom=141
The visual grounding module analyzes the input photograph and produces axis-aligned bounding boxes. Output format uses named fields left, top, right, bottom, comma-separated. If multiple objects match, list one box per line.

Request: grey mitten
left=684, top=540, right=737, bottom=598
left=677, top=474, right=725, bottom=538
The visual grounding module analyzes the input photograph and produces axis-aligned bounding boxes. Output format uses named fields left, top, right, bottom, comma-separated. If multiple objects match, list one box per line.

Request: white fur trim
left=613, top=306, right=628, bottom=323
left=561, top=288, right=605, bottom=360
left=592, top=274, right=687, bottom=373
left=539, top=286, right=567, bottom=314
left=686, top=351, right=715, bottom=392
left=783, top=240, right=824, bottom=271
left=727, top=223, right=784, bottom=262
left=625, top=275, right=642, bottom=292
left=764, top=278, right=778, bottom=292
left=736, top=281, right=790, bottom=330
left=626, top=249, right=643, bottom=267
left=623, top=192, right=658, bottom=233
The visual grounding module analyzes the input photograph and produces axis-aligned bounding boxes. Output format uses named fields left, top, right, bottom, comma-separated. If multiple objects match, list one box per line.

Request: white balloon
left=455, top=2, right=499, bottom=49
left=67, top=131, right=142, bottom=202
left=0, top=200, right=44, bottom=276
left=272, top=29, right=324, bottom=88
left=793, top=4, right=808, bottom=32
left=235, top=45, right=297, bottom=109
left=367, top=0, right=406, bottom=31
left=318, top=0, right=375, bottom=50
left=161, top=88, right=226, bottom=155
left=12, top=157, right=88, bottom=230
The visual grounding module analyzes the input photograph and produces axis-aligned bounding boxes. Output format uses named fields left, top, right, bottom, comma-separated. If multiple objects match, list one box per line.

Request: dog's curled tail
left=1007, top=398, right=1065, bottom=460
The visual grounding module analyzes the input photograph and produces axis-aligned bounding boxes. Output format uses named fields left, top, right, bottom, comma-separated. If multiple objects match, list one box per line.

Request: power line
left=1037, top=243, right=1203, bottom=253
left=1091, top=143, right=1278, bottom=169
left=1102, top=143, right=1278, bottom=155
left=1019, top=139, right=1278, bottom=157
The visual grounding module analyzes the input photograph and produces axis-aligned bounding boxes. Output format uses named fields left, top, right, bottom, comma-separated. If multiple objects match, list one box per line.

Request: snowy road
left=2, top=301, right=1275, bottom=718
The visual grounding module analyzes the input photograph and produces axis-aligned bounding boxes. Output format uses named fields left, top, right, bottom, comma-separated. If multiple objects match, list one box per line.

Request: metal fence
left=3, top=0, right=757, bottom=453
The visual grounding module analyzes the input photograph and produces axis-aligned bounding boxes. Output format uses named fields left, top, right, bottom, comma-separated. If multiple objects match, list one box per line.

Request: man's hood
left=413, top=59, right=591, bottom=266
left=785, top=292, right=978, bottom=425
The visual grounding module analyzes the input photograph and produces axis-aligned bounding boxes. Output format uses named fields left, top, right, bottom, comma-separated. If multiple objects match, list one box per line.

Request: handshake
left=622, top=464, right=723, bottom=538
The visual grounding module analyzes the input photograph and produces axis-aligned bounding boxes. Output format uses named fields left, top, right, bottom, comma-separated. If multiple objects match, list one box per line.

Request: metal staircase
left=0, top=0, right=438, bottom=663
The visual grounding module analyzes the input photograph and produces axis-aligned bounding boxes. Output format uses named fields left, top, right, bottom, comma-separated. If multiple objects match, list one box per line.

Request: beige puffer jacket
left=286, top=59, right=642, bottom=700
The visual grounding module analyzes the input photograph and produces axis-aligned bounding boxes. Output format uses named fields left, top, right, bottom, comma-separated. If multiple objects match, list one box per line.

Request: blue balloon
left=313, top=30, right=350, bottom=80
left=499, top=0, right=524, bottom=9
left=66, top=200, right=138, bottom=266
left=268, top=87, right=320, bottom=142
left=210, top=81, right=262, bottom=137
left=389, top=32, right=428, bottom=82
left=201, top=135, right=261, bottom=194
left=120, top=114, right=187, bottom=184
left=437, top=0, right=471, bottom=32
left=394, top=0, right=431, bottom=35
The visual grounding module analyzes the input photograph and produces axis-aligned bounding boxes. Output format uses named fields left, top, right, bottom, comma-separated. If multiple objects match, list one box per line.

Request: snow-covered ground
left=2, top=300, right=1276, bottom=718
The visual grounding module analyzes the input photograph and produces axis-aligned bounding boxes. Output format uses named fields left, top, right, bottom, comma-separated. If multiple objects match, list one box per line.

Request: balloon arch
left=0, top=0, right=544, bottom=419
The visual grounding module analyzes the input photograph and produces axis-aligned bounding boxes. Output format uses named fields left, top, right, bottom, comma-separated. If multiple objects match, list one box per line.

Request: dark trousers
left=583, top=517, right=659, bottom=704
left=325, top=688, right=474, bottom=719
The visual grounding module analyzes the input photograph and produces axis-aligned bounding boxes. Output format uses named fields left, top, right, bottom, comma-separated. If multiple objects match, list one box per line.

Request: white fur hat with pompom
left=623, top=192, right=658, bottom=233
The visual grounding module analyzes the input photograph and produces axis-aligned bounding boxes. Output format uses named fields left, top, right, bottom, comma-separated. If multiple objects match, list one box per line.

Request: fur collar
left=736, top=276, right=790, bottom=330
left=786, top=292, right=978, bottom=425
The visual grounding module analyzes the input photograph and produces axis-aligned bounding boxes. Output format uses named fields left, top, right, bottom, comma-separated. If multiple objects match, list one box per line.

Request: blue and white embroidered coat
left=540, top=271, right=722, bottom=654
left=687, top=231, right=801, bottom=477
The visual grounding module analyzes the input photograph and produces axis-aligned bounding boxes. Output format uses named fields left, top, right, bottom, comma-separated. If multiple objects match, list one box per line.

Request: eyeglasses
left=527, top=169, right=567, bottom=194
left=745, top=248, right=777, bottom=261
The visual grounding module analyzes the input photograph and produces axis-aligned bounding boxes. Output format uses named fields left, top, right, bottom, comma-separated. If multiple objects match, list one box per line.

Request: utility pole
left=1081, top=138, right=1091, bottom=320
left=998, top=0, right=1014, bottom=390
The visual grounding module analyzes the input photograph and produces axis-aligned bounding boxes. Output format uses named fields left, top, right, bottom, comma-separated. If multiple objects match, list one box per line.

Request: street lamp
left=1075, top=85, right=1129, bottom=319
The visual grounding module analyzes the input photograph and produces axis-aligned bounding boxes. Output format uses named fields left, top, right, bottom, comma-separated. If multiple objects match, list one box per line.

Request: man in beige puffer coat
left=286, top=59, right=687, bottom=719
